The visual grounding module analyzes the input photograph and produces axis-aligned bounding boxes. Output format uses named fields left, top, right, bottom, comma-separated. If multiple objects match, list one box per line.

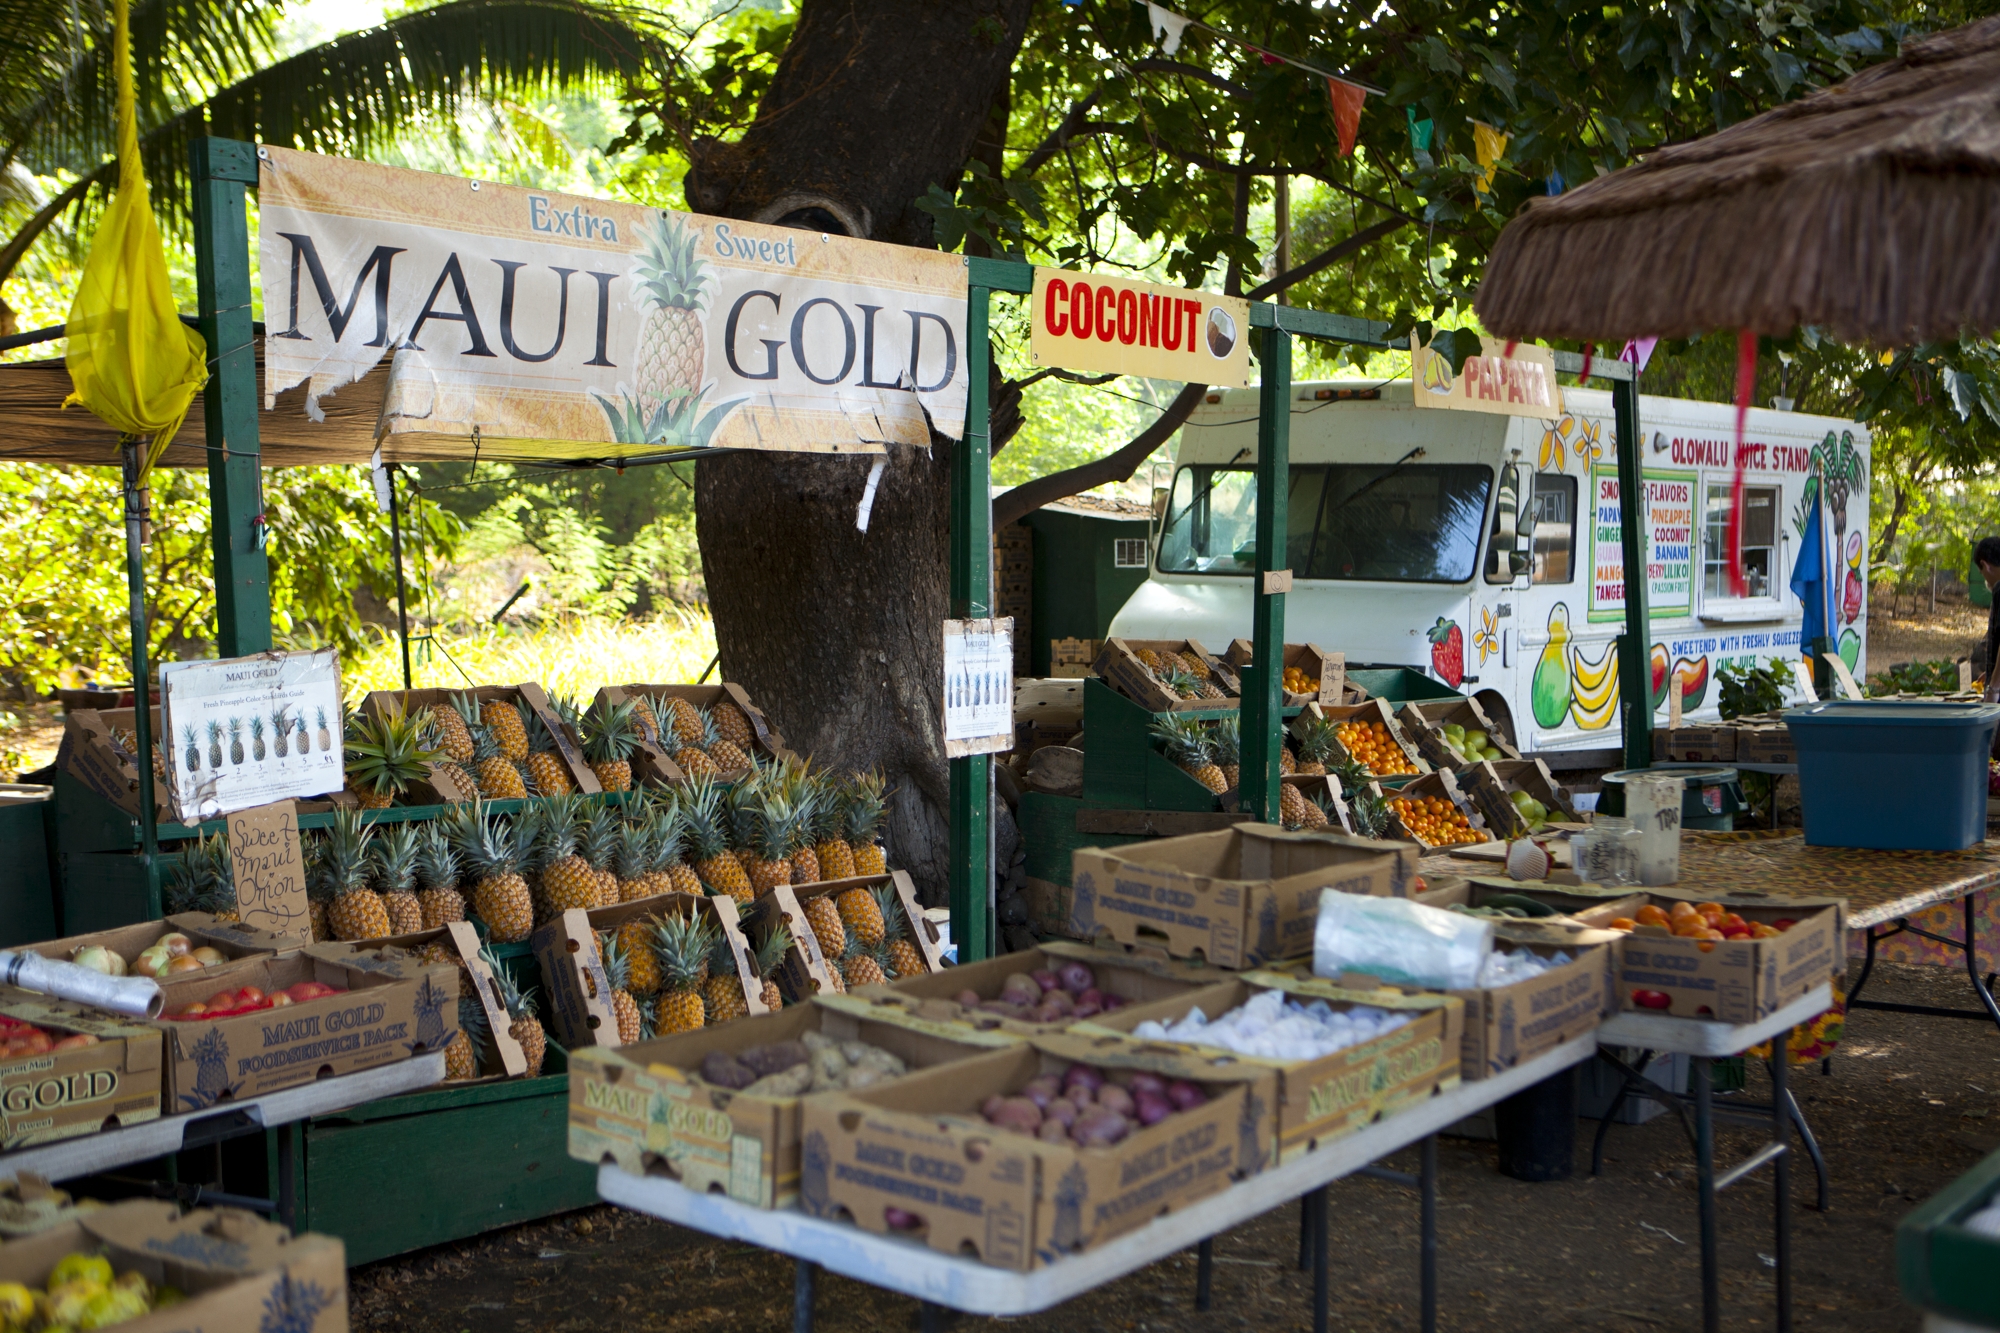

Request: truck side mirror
left=1511, top=464, right=1535, bottom=576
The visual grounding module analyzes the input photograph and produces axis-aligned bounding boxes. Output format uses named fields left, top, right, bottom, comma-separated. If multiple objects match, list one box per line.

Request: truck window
left=1156, top=463, right=1491, bottom=583
left=1702, top=483, right=1780, bottom=599
left=1530, top=474, right=1576, bottom=584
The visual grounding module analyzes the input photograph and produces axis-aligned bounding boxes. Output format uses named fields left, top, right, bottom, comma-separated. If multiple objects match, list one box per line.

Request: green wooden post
left=190, top=137, right=270, bottom=657
left=948, top=279, right=995, bottom=963
left=1240, top=322, right=1292, bottom=822
left=1612, top=369, right=1652, bottom=768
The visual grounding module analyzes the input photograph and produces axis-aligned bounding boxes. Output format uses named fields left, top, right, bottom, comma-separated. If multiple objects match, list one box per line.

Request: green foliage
left=1717, top=663, right=1789, bottom=719
left=1869, top=660, right=1961, bottom=696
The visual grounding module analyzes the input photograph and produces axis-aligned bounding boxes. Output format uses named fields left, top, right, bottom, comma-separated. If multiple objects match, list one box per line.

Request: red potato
left=982, top=1094, right=1007, bottom=1120
left=1021, top=1076, right=1060, bottom=1109
left=1058, top=962, right=1095, bottom=996
left=1032, top=1002, right=1068, bottom=1024
left=1127, top=1072, right=1167, bottom=1097
left=1043, top=1098, right=1077, bottom=1128
left=1031, top=969, right=1062, bottom=992
left=1039, top=988, right=1074, bottom=1014
left=1038, top=1117, right=1072, bottom=1143
left=1075, top=988, right=1104, bottom=1010
left=1096, top=1084, right=1135, bottom=1117
left=986, top=1097, right=1044, bottom=1135
left=884, top=1207, right=922, bottom=1231
left=1061, top=1063, right=1104, bottom=1094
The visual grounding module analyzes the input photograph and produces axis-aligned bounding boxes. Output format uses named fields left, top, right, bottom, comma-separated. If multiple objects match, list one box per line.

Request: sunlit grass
left=342, top=610, right=718, bottom=700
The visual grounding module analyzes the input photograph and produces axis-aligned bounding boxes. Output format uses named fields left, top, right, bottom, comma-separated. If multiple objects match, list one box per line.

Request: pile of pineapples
left=1126, top=645, right=1231, bottom=701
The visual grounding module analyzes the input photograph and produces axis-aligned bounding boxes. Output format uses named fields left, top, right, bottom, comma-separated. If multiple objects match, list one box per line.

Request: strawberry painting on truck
left=1113, top=380, right=1869, bottom=763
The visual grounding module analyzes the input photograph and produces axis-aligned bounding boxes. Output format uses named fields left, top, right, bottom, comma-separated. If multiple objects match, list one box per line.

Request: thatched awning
left=1475, top=16, right=2000, bottom=345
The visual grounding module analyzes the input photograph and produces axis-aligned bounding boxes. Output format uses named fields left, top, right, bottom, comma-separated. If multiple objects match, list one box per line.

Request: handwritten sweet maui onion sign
left=1029, top=268, right=1252, bottom=386
left=1410, top=335, right=1562, bottom=418
left=227, top=801, right=310, bottom=942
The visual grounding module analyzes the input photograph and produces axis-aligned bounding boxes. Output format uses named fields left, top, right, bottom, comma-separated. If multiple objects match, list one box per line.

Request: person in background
left=1980, top=537, right=2000, bottom=705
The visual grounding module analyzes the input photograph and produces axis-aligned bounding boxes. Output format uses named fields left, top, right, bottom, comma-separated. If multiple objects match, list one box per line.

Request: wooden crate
left=1091, top=638, right=1241, bottom=711
left=1223, top=641, right=1349, bottom=705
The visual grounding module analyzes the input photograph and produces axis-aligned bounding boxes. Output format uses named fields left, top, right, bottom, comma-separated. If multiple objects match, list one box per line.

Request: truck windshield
left=1157, top=463, right=1492, bottom=582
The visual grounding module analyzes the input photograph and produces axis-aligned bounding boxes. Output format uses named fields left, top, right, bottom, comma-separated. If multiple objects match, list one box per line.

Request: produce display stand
left=0, top=1051, right=445, bottom=1228
left=598, top=1032, right=1597, bottom=1333
left=1590, top=984, right=1831, bottom=1333
left=1898, top=1144, right=2000, bottom=1332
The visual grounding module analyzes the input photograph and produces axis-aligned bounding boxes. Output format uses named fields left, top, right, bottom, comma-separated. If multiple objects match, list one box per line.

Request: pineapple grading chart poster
left=159, top=649, right=345, bottom=822
left=257, top=147, right=969, bottom=460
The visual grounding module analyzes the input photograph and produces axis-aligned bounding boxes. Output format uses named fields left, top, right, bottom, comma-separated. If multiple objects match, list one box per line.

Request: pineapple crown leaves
left=450, top=692, right=483, bottom=729
left=323, top=808, right=377, bottom=892
left=752, top=921, right=792, bottom=978
left=751, top=789, right=802, bottom=861
left=579, top=805, right=623, bottom=868
left=612, top=816, right=654, bottom=879
left=582, top=697, right=642, bottom=764
left=1295, top=715, right=1339, bottom=764
left=678, top=777, right=732, bottom=860
left=841, top=771, right=888, bottom=844
left=650, top=911, right=719, bottom=990
left=596, top=930, right=631, bottom=993
left=529, top=791, right=585, bottom=861
left=518, top=700, right=562, bottom=753
left=481, top=948, right=538, bottom=1020
left=414, top=823, right=460, bottom=893
left=1148, top=714, right=1213, bottom=766
left=632, top=214, right=710, bottom=313
left=371, top=823, right=422, bottom=894
left=871, top=882, right=908, bottom=941
left=1348, top=786, right=1391, bottom=839
left=1160, top=665, right=1203, bottom=699
left=1328, top=754, right=1374, bottom=796
left=647, top=798, right=689, bottom=869
left=449, top=802, right=524, bottom=880
left=1209, top=714, right=1242, bottom=766
left=345, top=709, right=443, bottom=797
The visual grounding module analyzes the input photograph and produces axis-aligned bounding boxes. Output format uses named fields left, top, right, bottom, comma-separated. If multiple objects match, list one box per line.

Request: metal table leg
left=1298, top=1192, right=1313, bottom=1271
left=1420, top=1135, right=1438, bottom=1333
left=1694, top=1056, right=1719, bottom=1333
left=919, top=1302, right=947, bottom=1333
left=1848, top=898, right=2000, bottom=1031
left=1783, top=1082, right=1830, bottom=1212
left=275, top=1122, right=296, bottom=1234
left=793, top=1258, right=815, bottom=1333
left=1772, top=1043, right=1792, bottom=1333
left=1307, top=1185, right=1329, bottom=1333
left=1195, top=1236, right=1214, bottom=1311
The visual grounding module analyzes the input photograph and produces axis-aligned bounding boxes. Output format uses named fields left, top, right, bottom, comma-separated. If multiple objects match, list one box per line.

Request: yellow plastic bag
left=63, top=0, right=206, bottom=475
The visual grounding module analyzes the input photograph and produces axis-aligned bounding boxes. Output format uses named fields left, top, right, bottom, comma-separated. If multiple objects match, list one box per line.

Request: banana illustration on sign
left=1570, top=639, right=1620, bottom=730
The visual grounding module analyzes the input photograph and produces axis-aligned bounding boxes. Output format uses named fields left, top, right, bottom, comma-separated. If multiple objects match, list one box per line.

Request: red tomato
left=1772, top=918, right=1797, bottom=931
left=206, top=991, right=239, bottom=1010
left=49, top=1034, right=98, bottom=1051
left=1631, top=990, right=1673, bottom=1010
left=1721, top=926, right=1752, bottom=940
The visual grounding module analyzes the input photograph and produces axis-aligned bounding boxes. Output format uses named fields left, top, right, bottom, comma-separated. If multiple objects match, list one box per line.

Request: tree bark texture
left=692, top=0, right=1032, bottom=902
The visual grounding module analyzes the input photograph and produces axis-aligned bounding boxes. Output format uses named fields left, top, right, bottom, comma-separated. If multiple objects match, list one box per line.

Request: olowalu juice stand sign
left=257, top=146, right=968, bottom=458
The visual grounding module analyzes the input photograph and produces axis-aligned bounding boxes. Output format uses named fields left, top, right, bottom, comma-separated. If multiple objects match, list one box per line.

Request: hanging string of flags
left=1143, top=2, right=1379, bottom=157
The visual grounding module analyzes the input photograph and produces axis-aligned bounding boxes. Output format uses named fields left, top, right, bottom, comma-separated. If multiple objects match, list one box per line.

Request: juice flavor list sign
left=1589, top=466, right=1695, bottom=622
left=942, top=618, right=1014, bottom=757
left=159, top=648, right=345, bottom=822
left=227, top=801, right=310, bottom=941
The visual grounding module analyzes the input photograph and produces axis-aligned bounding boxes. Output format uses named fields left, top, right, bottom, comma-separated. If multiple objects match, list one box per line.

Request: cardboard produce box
left=1068, top=823, right=1415, bottom=968
left=538, top=896, right=766, bottom=1049
left=1398, top=697, right=1522, bottom=768
left=1223, top=641, right=1347, bottom=705
left=23, top=912, right=295, bottom=979
left=779, top=871, right=945, bottom=994
left=1460, top=758, right=1579, bottom=840
left=1050, top=638, right=1100, bottom=679
left=0, top=995, right=163, bottom=1149
left=1374, top=771, right=1494, bottom=851
left=598, top=682, right=787, bottom=784
left=818, top=939, right=1219, bottom=1040
left=1411, top=876, right=1647, bottom=936
left=1733, top=722, right=1798, bottom=765
left=55, top=707, right=174, bottom=819
left=1091, top=638, right=1239, bottom=712
left=1615, top=896, right=1842, bottom=1022
left=1078, top=974, right=1461, bottom=1157
left=149, top=943, right=456, bottom=1112
left=1653, top=724, right=1739, bottom=763
left=363, top=683, right=596, bottom=797
left=796, top=1033, right=1277, bottom=1270
left=568, top=1001, right=1010, bottom=1208
left=0, top=1199, right=346, bottom=1333
left=1289, top=700, right=1430, bottom=777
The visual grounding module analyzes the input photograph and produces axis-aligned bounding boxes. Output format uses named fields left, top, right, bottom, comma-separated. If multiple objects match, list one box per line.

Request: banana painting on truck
left=1111, top=380, right=1869, bottom=762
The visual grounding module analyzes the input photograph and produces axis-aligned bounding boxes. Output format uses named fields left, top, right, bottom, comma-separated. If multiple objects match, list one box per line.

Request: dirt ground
left=348, top=957, right=1999, bottom=1333
left=1866, top=601, right=1986, bottom=675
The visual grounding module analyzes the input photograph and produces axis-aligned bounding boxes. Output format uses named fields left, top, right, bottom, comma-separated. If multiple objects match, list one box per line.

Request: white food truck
left=1110, top=381, right=1870, bottom=761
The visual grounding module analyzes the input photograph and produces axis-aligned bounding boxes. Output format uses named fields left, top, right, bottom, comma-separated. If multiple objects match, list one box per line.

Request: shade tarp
left=1475, top=16, right=2000, bottom=345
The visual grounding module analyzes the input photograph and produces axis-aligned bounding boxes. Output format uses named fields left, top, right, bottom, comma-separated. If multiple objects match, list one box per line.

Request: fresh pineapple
left=305, top=836, right=331, bottom=941
left=471, top=725, right=528, bottom=800
left=533, top=794, right=599, bottom=917
left=631, top=215, right=711, bottom=411
left=414, top=823, right=467, bottom=930
left=1210, top=715, right=1242, bottom=790
left=784, top=776, right=822, bottom=885
left=698, top=708, right=752, bottom=774
left=651, top=912, right=717, bottom=1034
left=446, top=997, right=482, bottom=1081
left=582, top=698, right=642, bottom=793
left=1294, top=715, right=1337, bottom=775
left=835, top=876, right=885, bottom=948
left=518, top=703, right=574, bottom=797
left=812, top=780, right=856, bottom=881
left=1151, top=716, right=1227, bottom=794
left=837, top=938, right=887, bottom=989
left=624, top=693, right=660, bottom=746
left=613, top=815, right=662, bottom=902
left=683, top=778, right=751, bottom=904
left=372, top=823, right=425, bottom=935
left=486, top=951, right=545, bottom=1077
left=1279, top=782, right=1327, bottom=830
left=452, top=804, right=535, bottom=943
left=801, top=893, right=846, bottom=963
left=844, top=772, right=888, bottom=876
left=614, top=914, right=663, bottom=995
left=702, top=931, right=748, bottom=1025
left=578, top=805, right=623, bottom=907
left=163, top=832, right=237, bottom=919
left=740, top=789, right=799, bottom=898
left=752, top=921, right=790, bottom=1011
left=484, top=694, right=530, bottom=762
left=661, top=695, right=705, bottom=748
left=324, top=809, right=390, bottom=941
left=712, top=697, right=756, bottom=756
left=878, top=885, right=926, bottom=979
left=650, top=799, right=704, bottom=897
left=598, top=931, right=643, bottom=1045
left=431, top=696, right=477, bottom=763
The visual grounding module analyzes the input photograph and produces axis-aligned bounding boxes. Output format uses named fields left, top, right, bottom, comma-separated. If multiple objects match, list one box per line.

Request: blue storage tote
left=1783, top=701, right=2000, bottom=851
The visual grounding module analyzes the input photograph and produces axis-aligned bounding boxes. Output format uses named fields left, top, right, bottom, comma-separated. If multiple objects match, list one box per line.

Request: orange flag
left=1326, top=79, right=1366, bottom=156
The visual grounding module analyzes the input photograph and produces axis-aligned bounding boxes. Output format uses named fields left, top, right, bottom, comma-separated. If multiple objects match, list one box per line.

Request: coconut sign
left=257, top=146, right=968, bottom=459
left=1028, top=268, right=1253, bottom=386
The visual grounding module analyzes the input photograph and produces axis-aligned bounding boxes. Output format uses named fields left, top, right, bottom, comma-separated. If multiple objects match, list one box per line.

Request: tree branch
left=1017, top=84, right=1105, bottom=176
left=1127, top=58, right=1251, bottom=99
left=0, top=168, right=105, bottom=288
left=1244, top=216, right=1411, bottom=301
left=993, top=382, right=1205, bottom=530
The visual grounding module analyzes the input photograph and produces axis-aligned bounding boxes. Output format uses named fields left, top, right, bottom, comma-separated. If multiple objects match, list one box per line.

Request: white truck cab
left=1112, top=381, right=1870, bottom=761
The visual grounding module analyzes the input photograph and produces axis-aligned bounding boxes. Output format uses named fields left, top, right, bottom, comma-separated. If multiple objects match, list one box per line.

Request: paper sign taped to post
left=227, top=801, right=311, bottom=942
left=159, top=648, right=345, bottom=821
left=943, top=618, right=1014, bottom=756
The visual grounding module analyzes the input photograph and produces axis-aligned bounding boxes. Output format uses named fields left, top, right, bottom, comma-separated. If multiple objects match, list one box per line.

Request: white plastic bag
left=0, top=952, right=163, bottom=1018
left=1312, top=890, right=1494, bottom=990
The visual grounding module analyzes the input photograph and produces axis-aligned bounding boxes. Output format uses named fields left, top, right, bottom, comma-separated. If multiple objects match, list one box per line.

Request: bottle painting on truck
left=1112, top=381, right=1868, bottom=761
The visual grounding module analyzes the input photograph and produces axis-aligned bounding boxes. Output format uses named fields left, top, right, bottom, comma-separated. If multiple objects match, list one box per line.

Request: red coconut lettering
left=1163, top=298, right=1183, bottom=351
left=1117, top=289, right=1138, bottom=345
left=1070, top=282, right=1093, bottom=340
left=1045, top=278, right=1069, bottom=337
left=1096, top=286, right=1117, bottom=342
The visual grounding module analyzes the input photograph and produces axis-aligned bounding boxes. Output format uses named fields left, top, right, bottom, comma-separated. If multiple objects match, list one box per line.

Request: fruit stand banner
left=257, top=147, right=969, bottom=460
left=1409, top=336, right=1562, bottom=417
left=1029, top=268, right=1252, bottom=386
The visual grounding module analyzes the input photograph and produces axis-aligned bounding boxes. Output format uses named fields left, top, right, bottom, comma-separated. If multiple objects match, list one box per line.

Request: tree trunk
left=691, top=0, right=1032, bottom=902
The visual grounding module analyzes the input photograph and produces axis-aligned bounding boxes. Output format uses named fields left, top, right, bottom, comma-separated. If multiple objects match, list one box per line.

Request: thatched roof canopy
left=1475, top=17, right=2000, bottom=345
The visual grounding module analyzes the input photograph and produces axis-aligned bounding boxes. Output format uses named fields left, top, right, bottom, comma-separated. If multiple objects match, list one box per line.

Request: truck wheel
left=1475, top=690, right=1517, bottom=752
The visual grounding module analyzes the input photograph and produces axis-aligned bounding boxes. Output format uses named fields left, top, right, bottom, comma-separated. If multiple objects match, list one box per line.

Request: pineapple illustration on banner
left=257, top=149, right=970, bottom=459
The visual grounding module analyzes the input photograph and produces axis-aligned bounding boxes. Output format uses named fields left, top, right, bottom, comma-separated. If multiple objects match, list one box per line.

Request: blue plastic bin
left=1783, top=701, right=2000, bottom=850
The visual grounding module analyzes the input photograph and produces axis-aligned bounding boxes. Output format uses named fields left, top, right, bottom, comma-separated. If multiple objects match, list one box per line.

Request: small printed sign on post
left=942, top=617, right=1014, bottom=757
left=159, top=647, right=345, bottom=822
left=226, top=801, right=311, bottom=942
